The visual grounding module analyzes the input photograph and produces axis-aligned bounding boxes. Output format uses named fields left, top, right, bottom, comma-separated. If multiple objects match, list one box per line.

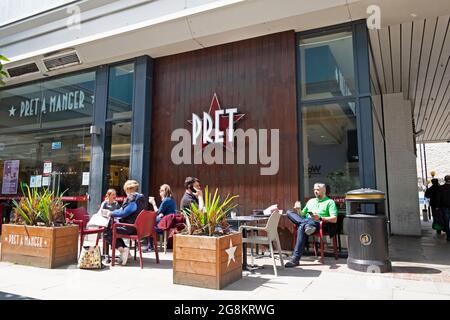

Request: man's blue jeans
left=441, top=207, right=450, bottom=239
left=287, top=209, right=320, bottom=261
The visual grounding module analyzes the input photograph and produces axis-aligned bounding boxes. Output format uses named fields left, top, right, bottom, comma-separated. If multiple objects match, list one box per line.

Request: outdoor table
left=227, top=215, right=269, bottom=271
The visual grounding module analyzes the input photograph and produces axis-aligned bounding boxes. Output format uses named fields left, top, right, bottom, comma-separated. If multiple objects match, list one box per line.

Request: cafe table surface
left=227, top=215, right=270, bottom=271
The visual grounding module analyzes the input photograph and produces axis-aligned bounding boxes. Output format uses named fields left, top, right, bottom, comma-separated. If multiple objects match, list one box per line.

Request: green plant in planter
left=12, top=183, right=67, bottom=227
left=183, top=186, right=239, bottom=236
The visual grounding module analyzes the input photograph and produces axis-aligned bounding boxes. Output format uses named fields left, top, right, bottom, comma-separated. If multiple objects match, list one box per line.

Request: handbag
left=87, top=209, right=111, bottom=228
left=78, top=246, right=103, bottom=269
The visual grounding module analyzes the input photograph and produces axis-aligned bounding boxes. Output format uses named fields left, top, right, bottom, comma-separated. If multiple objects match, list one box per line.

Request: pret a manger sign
left=171, top=93, right=280, bottom=175
left=6, top=234, right=46, bottom=248
left=8, top=89, right=89, bottom=118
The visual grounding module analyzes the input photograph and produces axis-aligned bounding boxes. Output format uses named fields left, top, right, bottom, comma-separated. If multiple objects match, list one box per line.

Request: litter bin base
left=347, top=257, right=392, bottom=273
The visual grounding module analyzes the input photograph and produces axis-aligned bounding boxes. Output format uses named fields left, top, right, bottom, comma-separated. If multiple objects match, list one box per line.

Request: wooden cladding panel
left=175, top=247, right=216, bottom=263
left=151, top=31, right=298, bottom=234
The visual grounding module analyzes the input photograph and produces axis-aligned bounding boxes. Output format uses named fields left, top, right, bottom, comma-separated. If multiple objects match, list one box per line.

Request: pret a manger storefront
left=0, top=20, right=389, bottom=248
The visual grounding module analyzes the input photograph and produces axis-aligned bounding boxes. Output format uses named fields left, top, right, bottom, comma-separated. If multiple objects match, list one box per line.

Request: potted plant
left=173, top=187, right=242, bottom=289
left=1, top=184, right=79, bottom=268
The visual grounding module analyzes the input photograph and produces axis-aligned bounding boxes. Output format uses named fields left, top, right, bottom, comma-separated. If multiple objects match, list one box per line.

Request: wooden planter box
left=1, top=224, right=79, bottom=268
left=173, top=232, right=242, bottom=290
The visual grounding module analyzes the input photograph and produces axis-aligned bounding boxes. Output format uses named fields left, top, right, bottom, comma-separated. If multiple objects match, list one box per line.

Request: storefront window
left=0, top=71, right=95, bottom=206
left=302, top=101, right=360, bottom=198
left=0, top=126, right=91, bottom=198
left=299, top=30, right=355, bottom=100
left=107, top=63, right=134, bottom=120
left=105, top=122, right=131, bottom=197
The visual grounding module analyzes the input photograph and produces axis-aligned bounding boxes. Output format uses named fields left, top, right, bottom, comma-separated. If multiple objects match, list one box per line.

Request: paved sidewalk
left=0, top=222, right=448, bottom=300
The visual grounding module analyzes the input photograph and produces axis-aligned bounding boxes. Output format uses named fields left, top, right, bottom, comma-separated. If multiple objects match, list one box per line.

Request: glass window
left=0, top=72, right=95, bottom=133
left=300, top=30, right=355, bottom=100
left=0, top=126, right=91, bottom=199
left=302, top=101, right=360, bottom=198
left=107, top=63, right=134, bottom=120
left=104, top=122, right=131, bottom=197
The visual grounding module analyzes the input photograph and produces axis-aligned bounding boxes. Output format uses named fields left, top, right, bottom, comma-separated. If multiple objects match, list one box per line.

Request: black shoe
left=102, top=255, right=111, bottom=266
left=284, top=259, right=300, bottom=268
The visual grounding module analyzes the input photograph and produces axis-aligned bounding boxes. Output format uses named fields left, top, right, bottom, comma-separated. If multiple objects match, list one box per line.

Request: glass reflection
left=302, top=101, right=359, bottom=197
left=300, top=31, right=355, bottom=100
left=105, top=122, right=131, bottom=197
left=107, top=63, right=134, bottom=120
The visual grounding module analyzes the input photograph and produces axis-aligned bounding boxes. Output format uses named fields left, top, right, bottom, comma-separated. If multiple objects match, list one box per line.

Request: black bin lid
left=345, top=188, right=385, bottom=201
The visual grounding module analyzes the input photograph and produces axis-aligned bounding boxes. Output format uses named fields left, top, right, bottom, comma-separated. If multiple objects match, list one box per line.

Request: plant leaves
left=10, top=183, right=66, bottom=226
left=181, top=185, right=239, bottom=236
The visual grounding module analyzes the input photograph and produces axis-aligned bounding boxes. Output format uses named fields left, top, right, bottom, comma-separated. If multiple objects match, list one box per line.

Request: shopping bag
left=78, top=246, right=103, bottom=269
left=87, top=209, right=110, bottom=228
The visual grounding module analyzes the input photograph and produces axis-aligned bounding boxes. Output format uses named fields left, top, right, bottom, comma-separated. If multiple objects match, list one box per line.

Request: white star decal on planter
left=8, top=106, right=16, bottom=117
left=225, top=239, right=237, bottom=267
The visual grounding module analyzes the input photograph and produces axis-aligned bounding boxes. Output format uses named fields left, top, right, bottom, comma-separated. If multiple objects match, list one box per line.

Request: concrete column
left=383, top=93, right=421, bottom=236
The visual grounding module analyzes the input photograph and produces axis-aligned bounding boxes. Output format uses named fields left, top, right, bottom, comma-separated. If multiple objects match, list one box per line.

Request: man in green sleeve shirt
left=285, top=183, right=338, bottom=267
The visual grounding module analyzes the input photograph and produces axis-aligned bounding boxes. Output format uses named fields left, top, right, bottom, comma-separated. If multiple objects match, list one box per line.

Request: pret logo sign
left=189, top=93, right=244, bottom=151
left=170, top=93, right=280, bottom=175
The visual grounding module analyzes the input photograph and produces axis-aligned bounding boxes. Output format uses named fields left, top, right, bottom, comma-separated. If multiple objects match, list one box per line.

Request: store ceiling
left=369, top=15, right=450, bottom=143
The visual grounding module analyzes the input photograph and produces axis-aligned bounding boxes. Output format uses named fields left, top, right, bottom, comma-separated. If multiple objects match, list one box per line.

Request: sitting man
left=285, top=182, right=338, bottom=267
left=180, top=176, right=204, bottom=213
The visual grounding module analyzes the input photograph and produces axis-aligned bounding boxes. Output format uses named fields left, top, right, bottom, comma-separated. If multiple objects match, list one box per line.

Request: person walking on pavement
left=425, top=178, right=443, bottom=234
left=437, top=175, right=450, bottom=241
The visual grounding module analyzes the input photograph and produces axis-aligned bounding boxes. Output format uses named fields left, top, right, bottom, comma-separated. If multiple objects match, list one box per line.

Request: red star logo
left=188, top=93, right=244, bottom=151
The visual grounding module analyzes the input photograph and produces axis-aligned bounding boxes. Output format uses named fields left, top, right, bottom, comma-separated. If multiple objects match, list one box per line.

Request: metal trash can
left=344, top=188, right=392, bottom=273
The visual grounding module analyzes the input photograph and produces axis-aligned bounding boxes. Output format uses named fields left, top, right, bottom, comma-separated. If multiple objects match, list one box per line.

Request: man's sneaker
left=284, top=259, right=300, bottom=268
left=121, top=247, right=130, bottom=265
left=305, top=225, right=317, bottom=236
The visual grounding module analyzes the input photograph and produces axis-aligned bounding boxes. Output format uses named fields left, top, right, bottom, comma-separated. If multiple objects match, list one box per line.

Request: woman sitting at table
left=100, top=188, right=121, bottom=211
left=149, top=184, right=177, bottom=224
left=146, top=184, right=177, bottom=251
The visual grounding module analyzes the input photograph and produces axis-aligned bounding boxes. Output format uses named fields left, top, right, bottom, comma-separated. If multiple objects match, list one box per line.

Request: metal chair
left=239, top=210, right=284, bottom=276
